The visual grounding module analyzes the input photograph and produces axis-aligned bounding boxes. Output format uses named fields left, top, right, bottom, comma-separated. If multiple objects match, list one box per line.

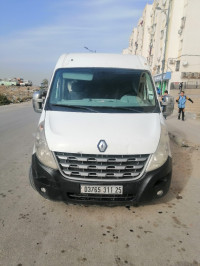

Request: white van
left=30, top=53, right=173, bottom=206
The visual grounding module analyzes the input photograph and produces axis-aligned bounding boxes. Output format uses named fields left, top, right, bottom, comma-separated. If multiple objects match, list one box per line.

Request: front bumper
left=30, top=154, right=172, bottom=206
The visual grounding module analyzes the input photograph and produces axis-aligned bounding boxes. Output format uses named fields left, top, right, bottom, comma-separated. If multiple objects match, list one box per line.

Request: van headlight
left=146, top=124, right=171, bottom=172
left=35, top=121, right=58, bottom=169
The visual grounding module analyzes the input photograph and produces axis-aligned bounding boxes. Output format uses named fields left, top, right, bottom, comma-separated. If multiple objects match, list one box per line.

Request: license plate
left=80, top=185, right=123, bottom=195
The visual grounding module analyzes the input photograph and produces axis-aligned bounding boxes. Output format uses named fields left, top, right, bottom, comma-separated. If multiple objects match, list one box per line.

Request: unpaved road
left=0, top=102, right=200, bottom=266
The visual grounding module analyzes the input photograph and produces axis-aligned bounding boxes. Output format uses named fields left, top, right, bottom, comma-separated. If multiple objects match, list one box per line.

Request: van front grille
left=55, top=152, right=149, bottom=181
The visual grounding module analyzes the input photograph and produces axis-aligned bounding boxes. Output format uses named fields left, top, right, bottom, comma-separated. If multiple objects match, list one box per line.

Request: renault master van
left=30, top=53, right=173, bottom=206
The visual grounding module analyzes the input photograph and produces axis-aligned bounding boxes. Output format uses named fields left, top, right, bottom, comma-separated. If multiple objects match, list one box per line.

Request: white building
left=123, top=0, right=200, bottom=93
left=124, top=4, right=152, bottom=58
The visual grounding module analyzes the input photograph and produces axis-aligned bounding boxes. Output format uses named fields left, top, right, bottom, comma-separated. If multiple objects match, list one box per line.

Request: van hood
left=45, top=111, right=161, bottom=155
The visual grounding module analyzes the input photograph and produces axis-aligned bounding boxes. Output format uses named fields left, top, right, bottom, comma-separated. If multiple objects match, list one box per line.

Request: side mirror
left=162, top=95, right=174, bottom=117
left=32, top=90, right=46, bottom=113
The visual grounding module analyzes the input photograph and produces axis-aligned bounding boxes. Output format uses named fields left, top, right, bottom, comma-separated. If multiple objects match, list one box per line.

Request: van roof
left=55, top=53, right=150, bottom=71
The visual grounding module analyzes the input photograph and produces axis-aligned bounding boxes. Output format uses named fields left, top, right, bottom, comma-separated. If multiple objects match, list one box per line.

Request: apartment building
left=123, top=4, right=152, bottom=57
left=123, top=0, right=200, bottom=93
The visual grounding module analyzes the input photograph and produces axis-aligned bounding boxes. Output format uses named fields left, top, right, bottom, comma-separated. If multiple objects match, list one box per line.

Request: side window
left=51, top=72, right=64, bottom=102
left=138, top=72, right=155, bottom=105
left=145, top=72, right=155, bottom=105
left=138, top=73, right=147, bottom=101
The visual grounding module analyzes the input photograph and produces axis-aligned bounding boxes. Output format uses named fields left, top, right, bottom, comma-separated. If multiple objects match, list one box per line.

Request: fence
left=170, top=81, right=200, bottom=90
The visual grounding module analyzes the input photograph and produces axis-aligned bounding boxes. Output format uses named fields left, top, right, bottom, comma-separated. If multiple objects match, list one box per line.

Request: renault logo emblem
left=97, top=140, right=108, bottom=152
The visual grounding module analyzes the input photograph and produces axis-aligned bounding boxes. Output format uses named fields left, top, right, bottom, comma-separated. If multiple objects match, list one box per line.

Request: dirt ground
left=0, top=85, right=39, bottom=104
left=170, top=141, right=193, bottom=199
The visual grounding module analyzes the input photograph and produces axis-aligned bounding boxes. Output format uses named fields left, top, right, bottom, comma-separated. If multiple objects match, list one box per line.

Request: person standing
left=161, top=90, right=168, bottom=119
left=179, top=82, right=183, bottom=93
left=157, top=87, right=161, bottom=96
left=176, top=91, right=194, bottom=121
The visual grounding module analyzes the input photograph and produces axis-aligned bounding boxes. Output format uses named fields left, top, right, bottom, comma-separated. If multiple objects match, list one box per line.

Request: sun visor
left=63, top=72, right=93, bottom=81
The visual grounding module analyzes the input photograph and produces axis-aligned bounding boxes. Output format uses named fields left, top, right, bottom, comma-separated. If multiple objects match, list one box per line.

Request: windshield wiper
left=51, top=104, right=100, bottom=113
left=97, top=106, right=143, bottom=113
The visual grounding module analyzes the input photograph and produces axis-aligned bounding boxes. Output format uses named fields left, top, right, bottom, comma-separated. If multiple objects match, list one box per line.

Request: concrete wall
left=180, top=0, right=200, bottom=73
left=166, top=0, right=184, bottom=62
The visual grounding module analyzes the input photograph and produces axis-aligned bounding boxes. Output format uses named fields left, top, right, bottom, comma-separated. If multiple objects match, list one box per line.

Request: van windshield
left=48, top=68, right=159, bottom=113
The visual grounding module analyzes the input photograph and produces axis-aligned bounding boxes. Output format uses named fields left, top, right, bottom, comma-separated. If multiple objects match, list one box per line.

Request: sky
left=0, top=0, right=153, bottom=85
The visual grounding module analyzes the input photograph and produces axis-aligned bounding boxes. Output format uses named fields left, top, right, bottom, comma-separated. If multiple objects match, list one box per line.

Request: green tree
left=0, top=94, right=11, bottom=105
left=41, top=79, right=48, bottom=88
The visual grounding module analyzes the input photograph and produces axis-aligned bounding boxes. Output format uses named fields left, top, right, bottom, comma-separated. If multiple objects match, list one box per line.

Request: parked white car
left=30, top=53, right=173, bottom=206
left=20, top=80, right=32, bottom=86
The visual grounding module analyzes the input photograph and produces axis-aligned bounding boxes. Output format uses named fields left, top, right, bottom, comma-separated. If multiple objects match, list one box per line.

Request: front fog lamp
left=35, top=121, right=58, bottom=169
left=146, top=125, right=171, bottom=172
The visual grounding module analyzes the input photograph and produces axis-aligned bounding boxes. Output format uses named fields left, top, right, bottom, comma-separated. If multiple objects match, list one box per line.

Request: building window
left=180, top=17, right=186, bottom=29
left=160, top=30, right=164, bottom=39
left=175, top=60, right=180, bottom=71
